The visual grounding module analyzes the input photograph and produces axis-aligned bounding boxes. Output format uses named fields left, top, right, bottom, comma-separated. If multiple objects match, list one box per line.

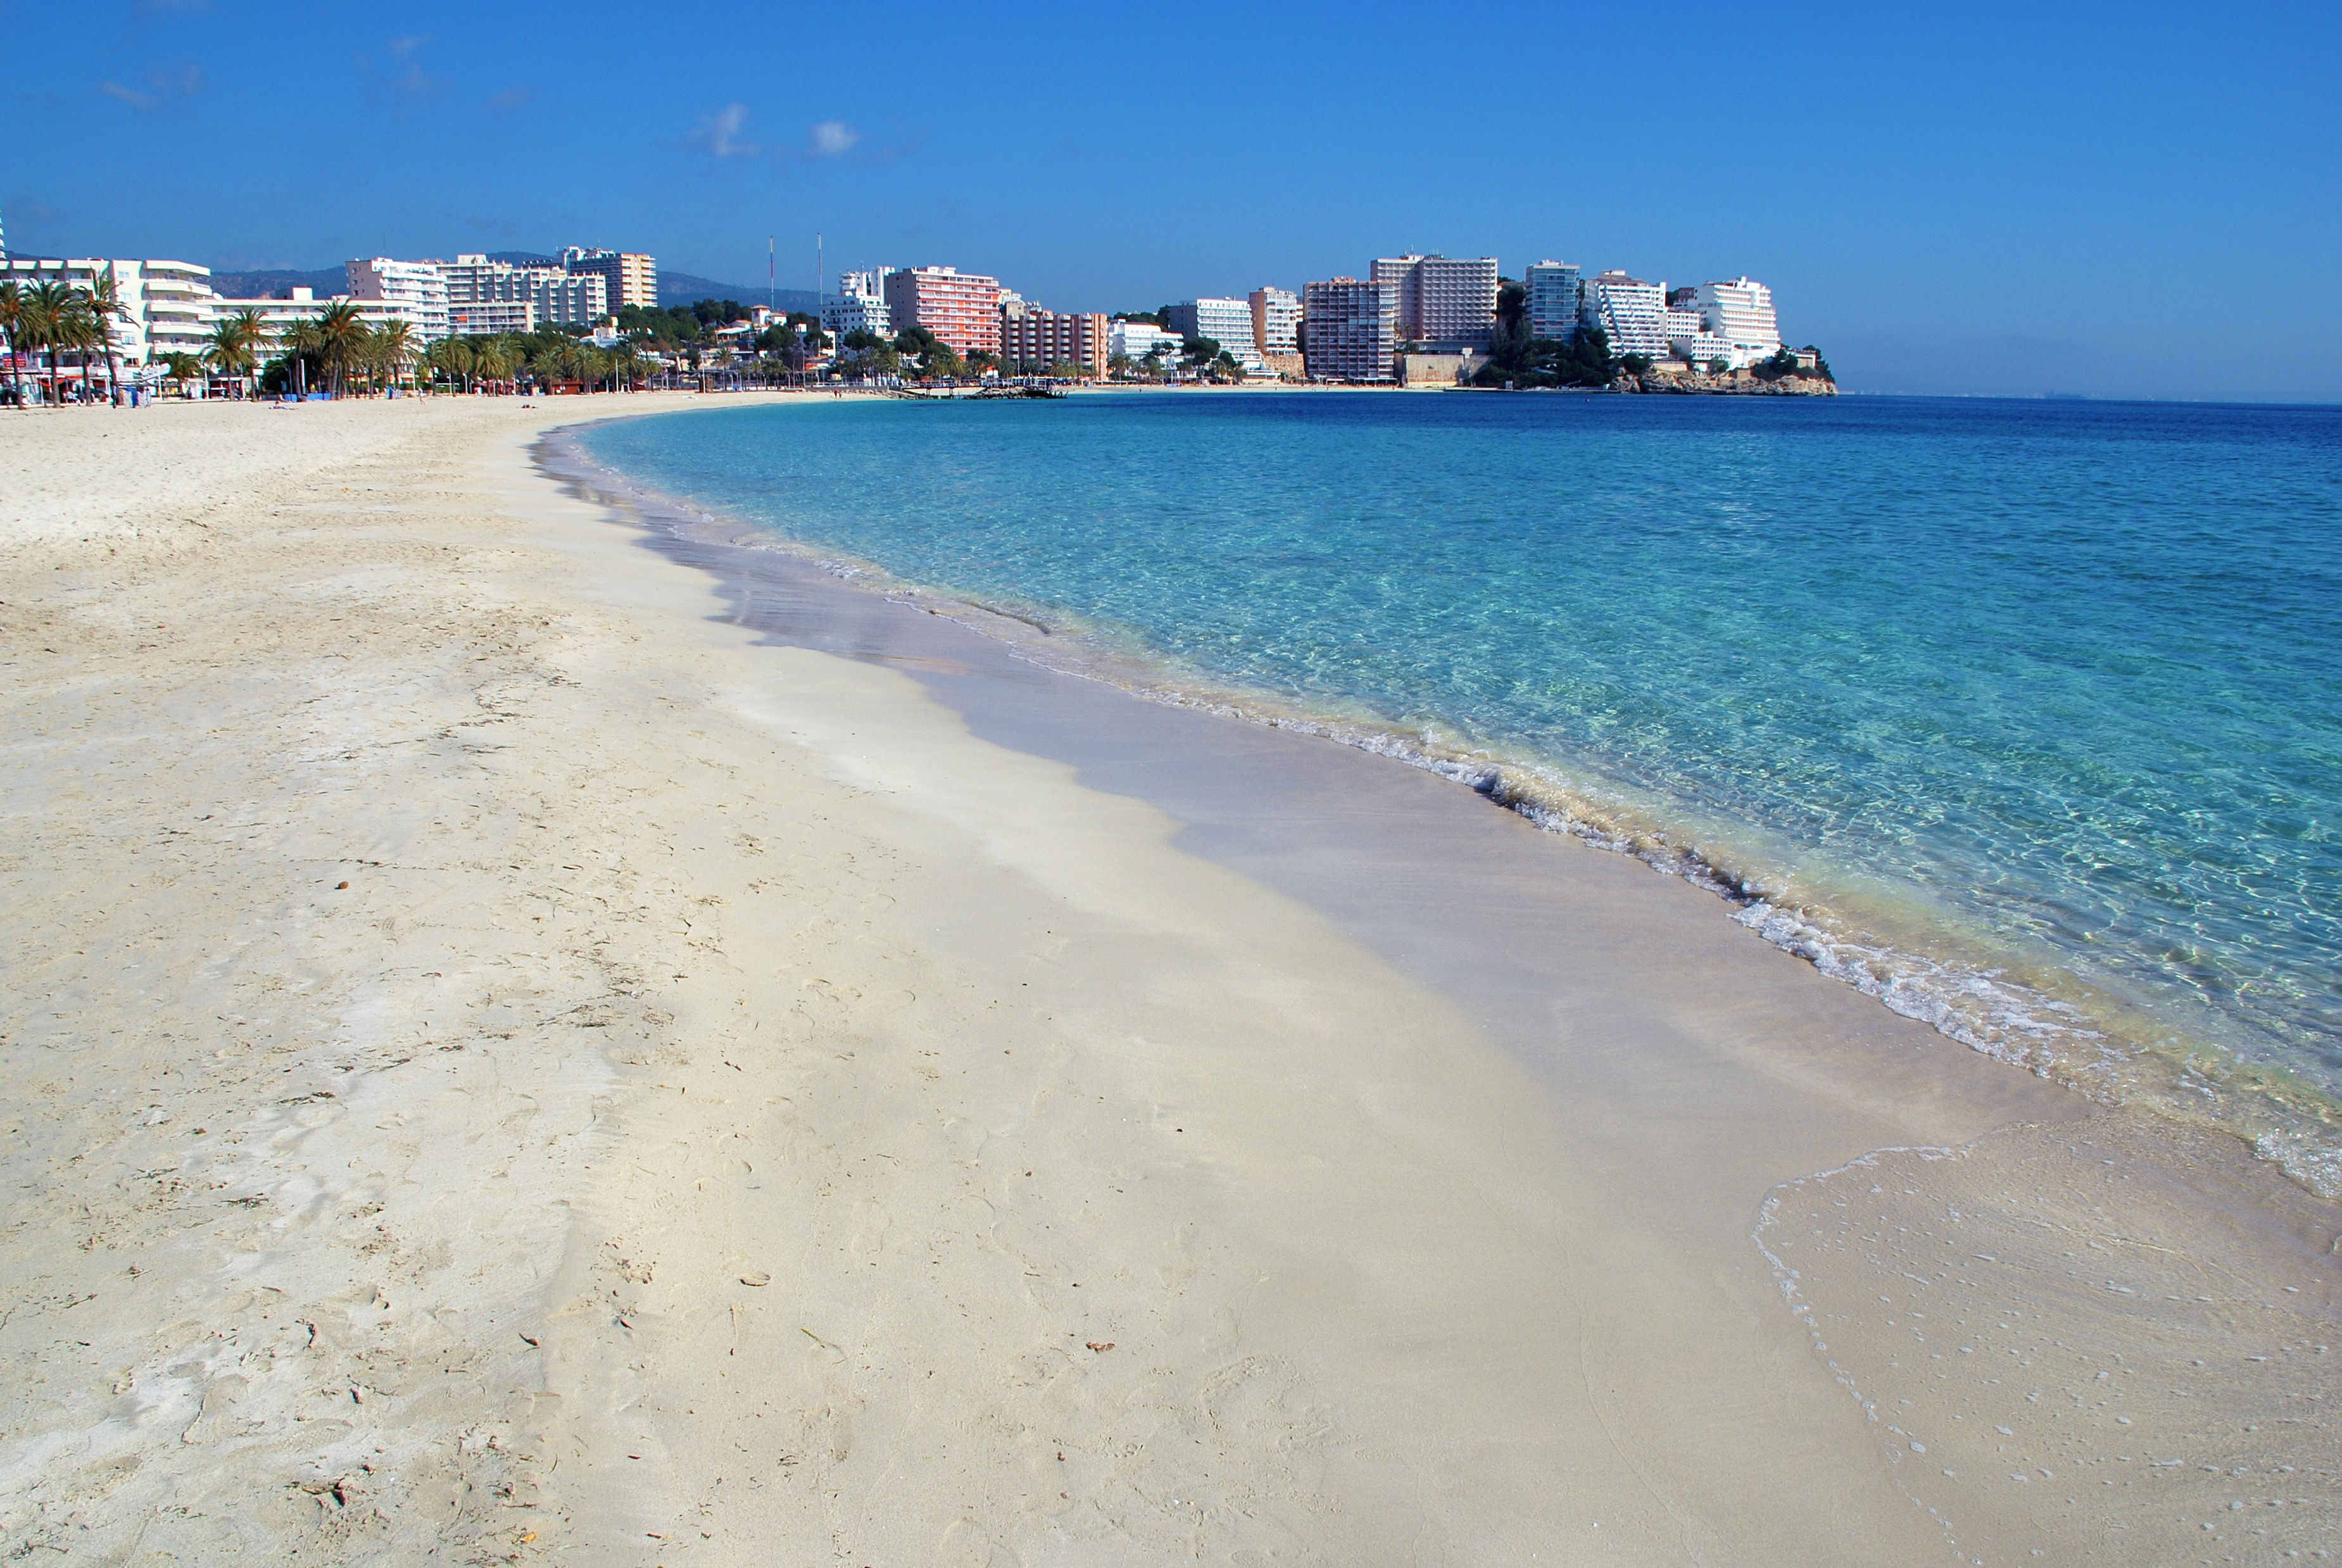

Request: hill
left=660, top=270, right=819, bottom=313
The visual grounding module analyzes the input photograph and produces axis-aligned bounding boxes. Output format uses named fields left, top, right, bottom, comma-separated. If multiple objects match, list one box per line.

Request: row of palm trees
left=198, top=301, right=418, bottom=399
left=1, top=267, right=659, bottom=406
left=420, top=332, right=648, bottom=394
left=0, top=272, right=130, bottom=405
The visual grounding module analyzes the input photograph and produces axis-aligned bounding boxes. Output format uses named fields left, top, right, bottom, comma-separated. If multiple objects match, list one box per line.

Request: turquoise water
left=581, top=393, right=2342, bottom=1176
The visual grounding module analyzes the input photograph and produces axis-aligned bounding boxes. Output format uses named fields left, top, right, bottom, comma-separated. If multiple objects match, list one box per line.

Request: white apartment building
left=1166, top=298, right=1261, bottom=367
left=1108, top=321, right=1181, bottom=363
left=1670, top=329, right=1737, bottom=367
left=1248, top=286, right=1300, bottom=356
left=1664, top=305, right=1706, bottom=342
left=346, top=258, right=451, bottom=341
left=1, top=257, right=219, bottom=370
left=822, top=268, right=895, bottom=341
left=441, top=255, right=608, bottom=331
left=1526, top=261, right=1582, bottom=342
left=1580, top=271, right=1668, bottom=360
left=1370, top=254, right=1499, bottom=346
left=1695, top=277, right=1782, bottom=367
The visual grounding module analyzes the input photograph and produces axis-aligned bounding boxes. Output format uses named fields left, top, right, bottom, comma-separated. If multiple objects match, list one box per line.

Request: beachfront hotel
left=883, top=266, right=1002, bottom=355
left=1695, top=277, right=1783, bottom=366
left=1527, top=260, right=1583, bottom=342
left=439, top=256, right=609, bottom=334
left=1370, top=254, right=1499, bottom=348
left=347, top=258, right=453, bottom=341
left=1248, top=286, right=1300, bottom=357
left=1107, top=320, right=1181, bottom=363
left=0, top=257, right=218, bottom=369
left=1580, top=270, right=1670, bottom=361
left=1300, top=277, right=1397, bottom=381
left=560, top=248, right=658, bottom=313
left=822, top=270, right=895, bottom=342
left=1166, top=298, right=1264, bottom=369
left=998, top=301, right=1109, bottom=376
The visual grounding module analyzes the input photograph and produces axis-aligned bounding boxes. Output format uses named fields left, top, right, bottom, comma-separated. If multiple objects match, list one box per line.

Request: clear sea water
left=580, top=392, right=2342, bottom=1184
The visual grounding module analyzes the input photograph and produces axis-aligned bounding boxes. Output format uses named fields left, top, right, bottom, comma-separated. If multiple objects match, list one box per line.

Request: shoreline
left=3, top=394, right=2334, bottom=1563
left=555, top=403, right=2342, bottom=1202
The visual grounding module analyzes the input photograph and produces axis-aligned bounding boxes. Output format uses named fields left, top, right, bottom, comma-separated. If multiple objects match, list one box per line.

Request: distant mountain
left=660, top=270, right=819, bottom=313
left=208, top=266, right=349, bottom=301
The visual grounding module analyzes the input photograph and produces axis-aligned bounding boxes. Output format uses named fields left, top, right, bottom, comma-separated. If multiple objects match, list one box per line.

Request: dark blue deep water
left=582, top=393, right=2342, bottom=1174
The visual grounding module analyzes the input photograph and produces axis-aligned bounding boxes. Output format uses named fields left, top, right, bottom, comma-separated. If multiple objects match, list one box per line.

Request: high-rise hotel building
left=1695, top=277, right=1782, bottom=365
left=823, top=268, right=895, bottom=342
left=346, top=258, right=451, bottom=341
left=999, top=302, right=1108, bottom=375
left=883, top=266, right=1002, bottom=355
left=1300, top=277, right=1397, bottom=381
left=1580, top=270, right=1668, bottom=360
left=562, top=248, right=658, bottom=313
left=441, top=256, right=608, bottom=334
left=1247, top=286, right=1300, bottom=357
left=1525, top=261, right=1583, bottom=342
left=1369, top=254, right=1499, bottom=347
left=1166, top=298, right=1262, bottom=368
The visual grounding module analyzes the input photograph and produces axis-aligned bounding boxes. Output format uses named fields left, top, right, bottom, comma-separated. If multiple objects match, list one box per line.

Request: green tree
left=205, top=309, right=265, bottom=398
left=275, top=311, right=325, bottom=396
left=80, top=265, right=130, bottom=406
left=375, top=319, right=417, bottom=392
left=161, top=351, right=205, bottom=396
left=0, top=282, right=27, bottom=406
left=309, top=301, right=368, bottom=397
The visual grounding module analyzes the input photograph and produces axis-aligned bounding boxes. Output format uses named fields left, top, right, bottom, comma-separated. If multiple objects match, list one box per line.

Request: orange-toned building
left=999, top=302, right=1108, bottom=376
left=881, top=266, right=1002, bottom=355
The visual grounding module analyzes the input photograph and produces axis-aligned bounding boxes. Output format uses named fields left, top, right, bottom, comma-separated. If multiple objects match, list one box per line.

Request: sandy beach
left=2, top=393, right=2333, bottom=1565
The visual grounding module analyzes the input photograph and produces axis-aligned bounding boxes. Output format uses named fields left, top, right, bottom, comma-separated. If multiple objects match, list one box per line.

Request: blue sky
left=6, top=0, right=2336, bottom=400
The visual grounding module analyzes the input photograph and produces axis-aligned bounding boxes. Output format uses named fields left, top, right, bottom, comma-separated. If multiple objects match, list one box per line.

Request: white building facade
left=1166, top=298, right=1261, bottom=367
left=822, top=268, right=896, bottom=342
left=441, top=256, right=608, bottom=332
left=1695, top=277, right=1782, bottom=367
left=346, top=258, right=451, bottom=341
left=1108, top=321, right=1181, bottom=363
left=1248, top=286, right=1300, bottom=356
left=1526, top=261, right=1582, bottom=342
left=1580, top=270, right=1668, bottom=360
left=1, top=257, right=220, bottom=372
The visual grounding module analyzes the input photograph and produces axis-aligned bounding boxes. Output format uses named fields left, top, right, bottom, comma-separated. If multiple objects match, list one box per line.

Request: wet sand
left=0, top=394, right=2331, bottom=1565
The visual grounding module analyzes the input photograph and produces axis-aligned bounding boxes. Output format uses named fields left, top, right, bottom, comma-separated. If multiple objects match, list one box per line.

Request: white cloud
left=98, top=63, right=201, bottom=111
left=693, top=103, right=759, bottom=158
left=809, top=120, right=859, bottom=157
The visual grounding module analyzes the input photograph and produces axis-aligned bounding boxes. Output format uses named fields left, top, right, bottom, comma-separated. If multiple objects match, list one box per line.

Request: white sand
left=2, top=396, right=2331, bottom=1564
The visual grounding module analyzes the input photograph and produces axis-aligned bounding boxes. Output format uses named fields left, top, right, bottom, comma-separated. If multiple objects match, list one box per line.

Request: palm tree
left=22, top=282, right=77, bottom=403
left=161, top=351, right=204, bottom=397
left=420, top=334, right=467, bottom=393
left=0, top=282, right=28, bottom=407
left=275, top=311, right=324, bottom=397
left=607, top=338, right=644, bottom=392
left=312, top=300, right=367, bottom=398
left=80, top=265, right=130, bottom=406
left=368, top=318, right=415, bottom=395
left=477, top=337, right=517, bottom=392
left=44, top=293, right=103, bottom=401
left=204, top=310, right=265, bottom=399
